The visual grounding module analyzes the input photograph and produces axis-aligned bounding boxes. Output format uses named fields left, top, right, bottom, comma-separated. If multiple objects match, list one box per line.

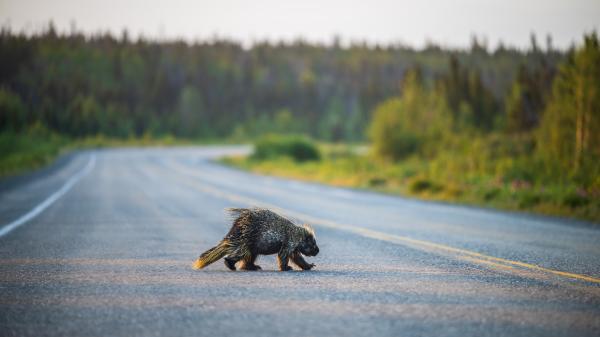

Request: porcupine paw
left=304, top=263, right=316, bottom=270
left=241, top=264, right=262, bottom=271
left=281, top=265, right=293, bottom=271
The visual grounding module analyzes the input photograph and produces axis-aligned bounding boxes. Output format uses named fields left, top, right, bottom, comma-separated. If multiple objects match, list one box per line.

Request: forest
left=1, top=24, right=564, bottom=140
left=1, top=24, right=598, bottom=220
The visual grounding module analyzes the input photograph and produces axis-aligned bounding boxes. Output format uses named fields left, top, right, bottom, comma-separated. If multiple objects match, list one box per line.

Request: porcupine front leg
left=277, top=249, right=293, bottom=271
left=291, top=252, right=315, bottom=270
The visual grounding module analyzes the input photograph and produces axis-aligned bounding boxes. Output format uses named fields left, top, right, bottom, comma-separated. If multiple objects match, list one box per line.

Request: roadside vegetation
left=0, top=124, right=211, bottom=178
left=223, top=35, right=600, bottom=223
left=0, top=123, right=68, bottom=177
left=222, top=138, right=599, bottom=222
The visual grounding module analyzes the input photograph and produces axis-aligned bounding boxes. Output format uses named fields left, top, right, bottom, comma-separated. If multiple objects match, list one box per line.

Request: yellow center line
left=164, top=159, right=600, bottom=285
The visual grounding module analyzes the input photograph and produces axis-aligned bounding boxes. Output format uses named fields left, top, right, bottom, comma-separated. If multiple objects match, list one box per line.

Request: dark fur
left=193, top=208, right=319, bottom=271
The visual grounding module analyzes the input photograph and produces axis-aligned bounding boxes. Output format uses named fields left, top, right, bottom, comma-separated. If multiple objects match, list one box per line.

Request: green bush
left=0, top=124, right=68, bottom=177
left=252, top=134, right=320, bottom=162
left=482, top=187, right=501, bottom=201
left=408, top=176, right=442, bottom=194
left=498, top=159, right=535, bottom=184
left=562, top=192, right=589, bottom=208
left=517, top=192, right=543, bottom=209
left=368, top=177, right=387, bottom=187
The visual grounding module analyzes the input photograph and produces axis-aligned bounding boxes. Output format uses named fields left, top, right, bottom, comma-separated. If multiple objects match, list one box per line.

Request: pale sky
left=1, top=0, right=599, bottom=49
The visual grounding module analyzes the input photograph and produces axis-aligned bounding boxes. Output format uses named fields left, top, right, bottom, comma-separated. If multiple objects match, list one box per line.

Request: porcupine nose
left=314, top=247, right=319, bottom=256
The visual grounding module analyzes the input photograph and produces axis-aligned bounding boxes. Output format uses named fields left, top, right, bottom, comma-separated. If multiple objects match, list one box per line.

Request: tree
left=68, top=94, right=102, bottom=136
left=369, top=68, right=451, bottom=161
left=505, top=45, right=556, bottom=133
left=0, top=87, right=27, bottom=130
left=505, top=65, right=544, bottom=132
left=318, top=95, right=344, bottom=141
left=537, top=33, right=600, bottom=184
left=439, top=56, right=498, bottom=130
left=177, top=85, right=205, bottom=137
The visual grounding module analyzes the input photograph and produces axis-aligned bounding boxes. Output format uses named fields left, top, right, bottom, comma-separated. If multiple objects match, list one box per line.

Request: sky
left=1, top=0, right=599, bottom=49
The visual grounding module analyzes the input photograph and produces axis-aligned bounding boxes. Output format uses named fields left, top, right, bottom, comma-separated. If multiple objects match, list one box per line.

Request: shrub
left=368, top=177, right=387, bottom=187
left=482, top=187, right=501, bottom=201
left=499, top=161, right=535, bottom=184
left=408, top=176, right=442, bottom=194
left=252, top=134, right=320, bottom=162
left=441, top=182, right=463, bottom=198
left=0, top=123, right=68, bottom=177
left=517, top=192, right=543, bottom=209
left=562, top=192, right=589, bottom=208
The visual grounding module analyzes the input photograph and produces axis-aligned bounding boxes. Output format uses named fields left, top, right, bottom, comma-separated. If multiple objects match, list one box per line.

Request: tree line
left=370, top=33, right=599, bottom=189
left=1, top=23, right=564, bottom=142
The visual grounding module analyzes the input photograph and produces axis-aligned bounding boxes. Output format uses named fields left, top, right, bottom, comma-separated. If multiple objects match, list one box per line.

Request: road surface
left=1, top=147, right=599, bottom=337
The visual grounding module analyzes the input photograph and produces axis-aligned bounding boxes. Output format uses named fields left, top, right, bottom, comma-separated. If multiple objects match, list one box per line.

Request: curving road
left=0, top=146, right=599, bottom=337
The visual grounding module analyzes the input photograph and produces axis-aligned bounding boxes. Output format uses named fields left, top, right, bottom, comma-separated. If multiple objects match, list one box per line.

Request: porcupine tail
left=192, top=240, right=230, bottom=269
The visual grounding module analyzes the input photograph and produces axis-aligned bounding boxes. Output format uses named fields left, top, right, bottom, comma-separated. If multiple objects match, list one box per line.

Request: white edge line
left=0, top=153, right=97, bottom=238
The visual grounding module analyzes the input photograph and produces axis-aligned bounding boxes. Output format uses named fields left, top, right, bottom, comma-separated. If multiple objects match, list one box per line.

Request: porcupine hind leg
left=224, top=245, right=253, bottom=271
left=224, top=255, right=242, bottom=271
left=239, top=254, right=262, bottom=271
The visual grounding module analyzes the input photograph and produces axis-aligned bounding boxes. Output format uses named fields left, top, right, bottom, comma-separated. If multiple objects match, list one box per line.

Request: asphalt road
left=1, top=146, right=599, bottom=337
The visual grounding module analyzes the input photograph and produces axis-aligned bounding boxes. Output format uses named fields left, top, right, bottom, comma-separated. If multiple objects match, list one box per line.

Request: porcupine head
left=297, top=224, right=319, bottom=256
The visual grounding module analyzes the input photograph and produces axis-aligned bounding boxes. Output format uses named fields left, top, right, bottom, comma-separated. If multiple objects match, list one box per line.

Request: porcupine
left=192, top=208, right=319, bottom=271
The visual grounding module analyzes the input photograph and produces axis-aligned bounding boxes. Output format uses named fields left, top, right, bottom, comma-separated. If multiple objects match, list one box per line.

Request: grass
left=0, top=126, right=224, bottom=179
left=220, top=143, right=600, bottom=223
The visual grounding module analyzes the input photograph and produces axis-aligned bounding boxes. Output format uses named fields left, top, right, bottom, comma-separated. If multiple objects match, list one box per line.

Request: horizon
left=2, top=22, right=585, bottom=52
left=1, top=0, right=598, bottom=50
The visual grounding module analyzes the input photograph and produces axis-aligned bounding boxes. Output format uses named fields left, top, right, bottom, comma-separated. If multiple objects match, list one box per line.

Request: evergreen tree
left=439, top=56, right=498, bottom=130
left=505, top=65, right=544, bottom=132
left=537, top=33, right=600, bottom=185
left=369, top=68, right=451, bottom=161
